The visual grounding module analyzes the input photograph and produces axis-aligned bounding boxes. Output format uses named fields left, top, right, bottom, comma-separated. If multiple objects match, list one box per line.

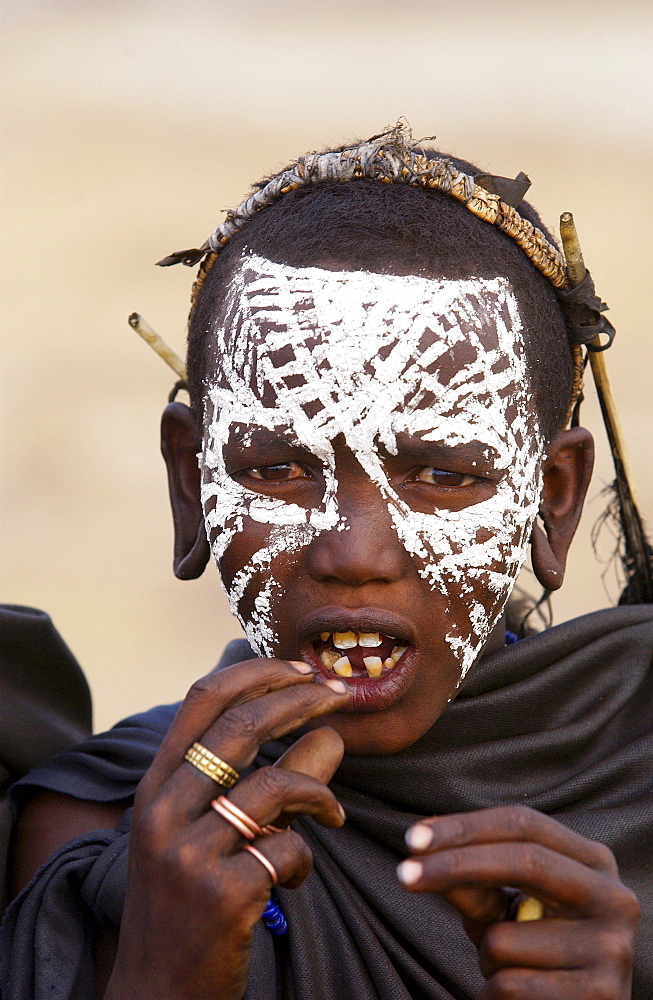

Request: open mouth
left=313, top=631, right=409, bottom=679
left=297, top=608, right=418, bottom=712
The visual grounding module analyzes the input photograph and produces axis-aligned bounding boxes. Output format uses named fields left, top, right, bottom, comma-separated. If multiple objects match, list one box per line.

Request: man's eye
left=414, top=468, right=476, bottom=488
left=247, top=462, right=308, bottom=482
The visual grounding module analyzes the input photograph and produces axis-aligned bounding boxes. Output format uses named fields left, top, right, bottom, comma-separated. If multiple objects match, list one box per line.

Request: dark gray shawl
left=0, top=604, right=92, bottom=919
left=2, top=606, right=653, bottom=999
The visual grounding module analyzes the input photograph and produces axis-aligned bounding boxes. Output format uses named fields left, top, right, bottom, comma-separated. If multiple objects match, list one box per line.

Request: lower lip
left=301, top=642, right=418, bottom=713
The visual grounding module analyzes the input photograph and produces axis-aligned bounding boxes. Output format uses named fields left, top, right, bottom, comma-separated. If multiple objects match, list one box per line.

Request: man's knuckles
left=234, top=766, right=341, bottom=825
left=229, top=828, right=313, bottom=890
left=132, top=799, right=174, bottom=856
left=185, top=659, right=303, bottom=704
left=206, top=681, right=338, bottom=753
left=509, top=842, right=556, bottom=884
left=597, top=879, right=640, bottom=928
left=477, top=923, right=511, bottom=978
left=267, top=828, right=313, bottom=887
left=420, top=841, right=555, bottom=886
left=479, top=967, right=544, bottom=1000
left=479, top=967, right=554, bottom=1000
left=236, top=765, right=322, bottom=807
left=481, top=967, right=620, bottom=1000
left=476, top=919, right=634, bottom=993
left=594, top=926, right=636, bottom=977
left=494, top=805, right=542, bottom=840
left=584, top=839, right=619, bottom=875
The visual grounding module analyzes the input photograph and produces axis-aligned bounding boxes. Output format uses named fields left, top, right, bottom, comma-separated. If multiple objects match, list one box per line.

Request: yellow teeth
left=333, top=655, right=353, bottom=677
left=318, top=631, right=409, bottom=673
left=358, top=632, right=382, bottom=647
left=363, top=656, right=383, bottom=677
left=333, top=631, right=358, bottom=649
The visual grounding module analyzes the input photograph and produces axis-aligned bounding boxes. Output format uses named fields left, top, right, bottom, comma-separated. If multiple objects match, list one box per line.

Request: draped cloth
left=0, top=604, right=93, bottom=917
left=2, top=606, right=653, bottom=999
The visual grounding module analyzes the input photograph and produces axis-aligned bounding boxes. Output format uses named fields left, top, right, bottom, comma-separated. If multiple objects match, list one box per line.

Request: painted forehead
left=206, top=253, right=537, bottom=453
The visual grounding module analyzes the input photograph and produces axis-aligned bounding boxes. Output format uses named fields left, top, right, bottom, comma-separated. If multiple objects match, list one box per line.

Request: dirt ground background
left=3, top=0, right=653, bottom=733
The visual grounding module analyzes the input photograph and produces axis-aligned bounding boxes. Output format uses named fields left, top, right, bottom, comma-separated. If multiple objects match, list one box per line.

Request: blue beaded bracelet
left=262, top=895, right=287, bottom=935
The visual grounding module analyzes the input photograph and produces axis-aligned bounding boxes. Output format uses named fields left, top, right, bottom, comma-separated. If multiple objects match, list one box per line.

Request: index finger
left=144, top=658, right=317, bottom=794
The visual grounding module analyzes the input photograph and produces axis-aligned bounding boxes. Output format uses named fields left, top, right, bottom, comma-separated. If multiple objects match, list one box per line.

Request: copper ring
left=243, top=844, right=279, bottom=887
left=210, top=798, right=255, bottom=840
left=214, top=795, right=266, bottom=839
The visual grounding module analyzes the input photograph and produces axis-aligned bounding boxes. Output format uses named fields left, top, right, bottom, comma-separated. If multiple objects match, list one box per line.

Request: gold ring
left=184, top=742, right=240, bottom=789
left=243, top=844, right=279, bottom=887
left=515, top=895, right=544, bottom=921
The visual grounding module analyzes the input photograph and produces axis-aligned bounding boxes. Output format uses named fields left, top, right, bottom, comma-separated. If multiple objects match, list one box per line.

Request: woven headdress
left=132, top=123, right=652, bottom=604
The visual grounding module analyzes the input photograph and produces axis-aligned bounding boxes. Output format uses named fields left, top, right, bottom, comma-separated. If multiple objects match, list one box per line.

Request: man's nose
left=305, top=493, right=407, bottom=587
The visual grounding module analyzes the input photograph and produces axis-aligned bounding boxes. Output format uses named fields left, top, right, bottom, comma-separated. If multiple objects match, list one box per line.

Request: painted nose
left=306, top=503, right=407, bottom=586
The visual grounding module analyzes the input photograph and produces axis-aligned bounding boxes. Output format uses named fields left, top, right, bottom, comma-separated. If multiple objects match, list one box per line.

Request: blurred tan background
left=2, top=0, right=652, bottom=733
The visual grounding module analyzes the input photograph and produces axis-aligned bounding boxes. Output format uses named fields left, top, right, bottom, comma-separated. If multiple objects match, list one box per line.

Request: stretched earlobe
left=174, top=519, right=211, bottom=580
left=530, top=426, right=594, bottom=591
left=160, top=402, right=210, bottom=580
left=530, top=520, right=564, bottom=591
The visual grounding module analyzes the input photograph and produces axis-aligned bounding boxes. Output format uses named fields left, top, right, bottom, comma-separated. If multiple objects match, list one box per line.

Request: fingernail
left=397, top=859, right=423, bottom=886
left=405, top=824, right=432, bottom=851
left=289, top=660, right=314, bottom=674
left=337, top=802, right=346, bottom=821
left=324, top=677, right=348, bottom=694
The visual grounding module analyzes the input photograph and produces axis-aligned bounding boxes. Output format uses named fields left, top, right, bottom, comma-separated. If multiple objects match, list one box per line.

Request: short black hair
left=188, top=151, right=573, bottom=442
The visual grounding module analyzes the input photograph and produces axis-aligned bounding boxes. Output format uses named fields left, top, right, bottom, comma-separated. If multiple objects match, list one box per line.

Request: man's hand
left=104, top=658, right=349, bottom=1000
left=399, top=805, right=639, bottom=999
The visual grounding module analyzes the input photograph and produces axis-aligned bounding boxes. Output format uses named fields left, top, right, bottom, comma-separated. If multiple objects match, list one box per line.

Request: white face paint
left=200, top=253, right=545, bottom=680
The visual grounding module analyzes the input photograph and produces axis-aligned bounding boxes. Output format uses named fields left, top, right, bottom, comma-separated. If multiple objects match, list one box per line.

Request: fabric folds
left=2, top=606, right=653, bottom=999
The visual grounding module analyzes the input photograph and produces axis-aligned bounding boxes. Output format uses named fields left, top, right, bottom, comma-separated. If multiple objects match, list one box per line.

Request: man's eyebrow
left=224, top=428, right=303, bottom=452
left=391, top=434, right=499, bottom=468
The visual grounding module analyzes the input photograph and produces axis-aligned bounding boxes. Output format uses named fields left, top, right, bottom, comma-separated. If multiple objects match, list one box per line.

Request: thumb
left=272, top=728, right=345, bottom=828
left=274, top=727, right=345, bottom=783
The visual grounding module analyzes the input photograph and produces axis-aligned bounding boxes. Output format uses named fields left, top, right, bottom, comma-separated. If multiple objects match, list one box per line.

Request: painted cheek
left=373, top=429, right=542, bottom=680
left=200, top=433, right=344, bottom=656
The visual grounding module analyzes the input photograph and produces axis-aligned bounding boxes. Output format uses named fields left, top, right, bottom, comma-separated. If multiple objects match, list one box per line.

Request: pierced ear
left=160, top=402, right=210, bottom=580
left=530, top=426, right=594, bottom=591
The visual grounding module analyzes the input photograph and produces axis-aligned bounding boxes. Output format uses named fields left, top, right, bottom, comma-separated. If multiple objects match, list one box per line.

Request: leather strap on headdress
left=156, top=123, right=585, bottom=420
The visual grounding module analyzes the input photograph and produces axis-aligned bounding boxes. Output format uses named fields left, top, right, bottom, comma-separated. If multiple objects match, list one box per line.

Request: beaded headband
left=131, top=124, right=652, bottom=603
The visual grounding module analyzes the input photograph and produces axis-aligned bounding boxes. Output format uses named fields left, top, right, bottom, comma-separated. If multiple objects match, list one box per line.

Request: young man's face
left=199, top=254, right=545, bottom=753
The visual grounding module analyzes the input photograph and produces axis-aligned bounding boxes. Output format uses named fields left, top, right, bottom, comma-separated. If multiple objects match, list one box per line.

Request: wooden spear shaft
left=558, top=213, right=639, bottom=506
left=559, top=213, right=653, bottom=605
